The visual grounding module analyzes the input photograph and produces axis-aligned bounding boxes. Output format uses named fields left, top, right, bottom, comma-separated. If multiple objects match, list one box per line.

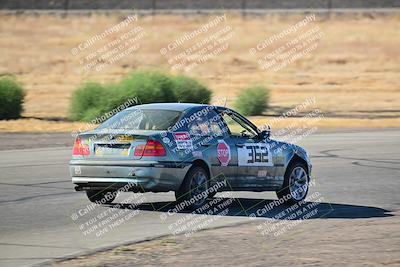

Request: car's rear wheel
left=86, top=190, right=117, bottom=204
left=276, top=162, right=309, bottom=204
left=175, top=166, right=209, bottom=210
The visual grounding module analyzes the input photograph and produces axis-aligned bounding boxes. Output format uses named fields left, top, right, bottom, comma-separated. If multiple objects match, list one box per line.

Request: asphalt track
left=0, top=130, right=399, bottom=267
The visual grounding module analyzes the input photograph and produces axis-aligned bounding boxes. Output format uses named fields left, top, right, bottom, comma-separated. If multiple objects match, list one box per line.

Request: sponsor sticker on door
left=238, top=143, right=273, bottom=166
left=217, top=140, right=231, bottom=166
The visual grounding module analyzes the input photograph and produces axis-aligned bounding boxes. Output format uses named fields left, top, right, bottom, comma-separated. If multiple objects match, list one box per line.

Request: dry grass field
left=0, top=13, right=399, bottom=132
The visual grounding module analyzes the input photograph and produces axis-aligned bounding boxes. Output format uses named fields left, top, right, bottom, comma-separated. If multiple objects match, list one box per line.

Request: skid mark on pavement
left=351, top=161, right=400, bottom=171
left=0, top=162, right=66, bottom=168
left=0, top=180, right=71, bottom=190
left=0, top=191, right=75, bottom=204
left=316, top=149, right=400, bottom=165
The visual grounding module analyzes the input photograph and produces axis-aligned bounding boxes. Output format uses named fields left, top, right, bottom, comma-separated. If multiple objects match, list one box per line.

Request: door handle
left=236, top=143, right=244, bottom=147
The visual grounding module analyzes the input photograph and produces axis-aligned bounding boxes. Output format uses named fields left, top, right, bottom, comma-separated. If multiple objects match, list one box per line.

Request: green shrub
left=68, top=82, right=108, bottom=121
left=234, top=85, right=269, bottom=116
left=0, top=77, right=25, bottom=120
left=69, top=70, right=212, bottom=122
left=171, top=76, right=212, bottom=104
left=98, top=71, right=177, bottom=117
left=118, top=71, right=176, bottom=103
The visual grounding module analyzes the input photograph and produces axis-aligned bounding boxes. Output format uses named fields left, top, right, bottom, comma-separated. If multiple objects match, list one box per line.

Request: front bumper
left=69, top=159, right=190, bottom=192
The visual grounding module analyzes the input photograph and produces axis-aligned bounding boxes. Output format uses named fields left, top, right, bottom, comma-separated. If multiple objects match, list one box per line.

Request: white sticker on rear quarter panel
left=192, top=150, right=203, bottom=158
left=238, top=143, right=273, bottom=167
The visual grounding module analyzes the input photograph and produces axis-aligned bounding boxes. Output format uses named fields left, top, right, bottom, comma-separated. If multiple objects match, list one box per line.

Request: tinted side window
left=208, top=110, right=226, bottom=137
left=188, top=115, right=211, bottom=136
left=186, top=109, right=226, bottom=137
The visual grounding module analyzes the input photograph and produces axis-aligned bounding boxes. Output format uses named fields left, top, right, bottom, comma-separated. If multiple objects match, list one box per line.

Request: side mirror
left=259, top=129, right=270, bottom=140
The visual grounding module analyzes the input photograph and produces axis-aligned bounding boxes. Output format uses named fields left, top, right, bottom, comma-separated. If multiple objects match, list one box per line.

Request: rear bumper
left=69, top=160, right=190, bottom=192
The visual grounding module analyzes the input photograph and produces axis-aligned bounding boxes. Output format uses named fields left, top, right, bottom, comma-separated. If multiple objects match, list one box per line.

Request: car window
left=209, top=111, right=226, bottom=137
left=210, top=120, right=224, bottom=137
left=187, top=110, right=226, bottom=137
left=221, top=111, right=257, bottom=138
left=188, top=115, right=211, bottom=136
left=97, top=109, right=182, bottom=131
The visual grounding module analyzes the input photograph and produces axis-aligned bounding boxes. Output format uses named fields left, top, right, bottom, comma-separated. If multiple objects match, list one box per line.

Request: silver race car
left=70, top=103, right=311, bottom=210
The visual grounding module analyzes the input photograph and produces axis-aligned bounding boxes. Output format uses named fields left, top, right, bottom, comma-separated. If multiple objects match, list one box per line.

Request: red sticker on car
left=173, top=132, right=193, bottom=150
left=217, top=140, right=231, bottom=166
left=173, top=132, right=190, bottom=141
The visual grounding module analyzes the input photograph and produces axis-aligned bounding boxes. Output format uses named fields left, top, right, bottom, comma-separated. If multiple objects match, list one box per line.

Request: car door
left=185, top=108, right=236, bottom=190
left=208, top=110, right=238, bottom=189
left=219, top=110, right=277, bottom=190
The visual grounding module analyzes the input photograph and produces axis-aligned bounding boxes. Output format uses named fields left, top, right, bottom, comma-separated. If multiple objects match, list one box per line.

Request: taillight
left=72, top=138, right=90, bottom=156
left=134, top=140, right=166, bottom=157
left=134, top=144, right=145, bottom=156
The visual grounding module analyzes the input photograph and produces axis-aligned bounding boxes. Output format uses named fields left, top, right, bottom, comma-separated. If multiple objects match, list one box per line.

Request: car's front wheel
left=276, top=162, right=309, bottom=204
left=86, top=190, right=117, bottom=204
left=175, top=166, right=209, bottom=210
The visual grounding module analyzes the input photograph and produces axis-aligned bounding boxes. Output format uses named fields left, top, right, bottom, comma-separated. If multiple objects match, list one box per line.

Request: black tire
left=86, top=190, right=117, bottom=204
left=276, top=161, right=309, bottom=204
left=175, top=166, right=209, bottom=210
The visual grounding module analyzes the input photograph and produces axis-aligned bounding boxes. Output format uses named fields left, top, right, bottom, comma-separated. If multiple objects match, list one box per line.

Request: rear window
left=97, top=109, right=181, bottom=131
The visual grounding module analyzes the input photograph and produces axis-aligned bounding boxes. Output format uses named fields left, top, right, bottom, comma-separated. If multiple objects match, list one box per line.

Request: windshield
left=97, top=109, right=182, bottom=131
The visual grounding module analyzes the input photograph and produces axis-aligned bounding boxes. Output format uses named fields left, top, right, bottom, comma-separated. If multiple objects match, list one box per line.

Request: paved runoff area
left=0, top=130, right=399, bottom=267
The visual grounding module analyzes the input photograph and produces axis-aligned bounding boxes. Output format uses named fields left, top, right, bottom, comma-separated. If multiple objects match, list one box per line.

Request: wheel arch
left=189, top=159, right=212, bottom=179
left=287, top=153, right=309, bottom=174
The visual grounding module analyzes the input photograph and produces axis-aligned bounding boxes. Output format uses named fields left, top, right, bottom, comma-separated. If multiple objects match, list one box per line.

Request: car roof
left=126, top=103, right=212, bottom=112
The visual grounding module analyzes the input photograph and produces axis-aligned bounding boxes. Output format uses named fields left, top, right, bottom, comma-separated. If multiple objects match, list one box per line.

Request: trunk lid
left=75, top=130, right=163, bottom=160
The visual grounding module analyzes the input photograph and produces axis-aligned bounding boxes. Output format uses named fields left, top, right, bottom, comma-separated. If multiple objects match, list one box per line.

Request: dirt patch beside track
left=0, top=14, right=399, bottom=130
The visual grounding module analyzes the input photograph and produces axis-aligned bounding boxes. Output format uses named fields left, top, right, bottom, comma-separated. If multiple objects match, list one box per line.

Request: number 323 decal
left=238, top=143, right=273, bottom=167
